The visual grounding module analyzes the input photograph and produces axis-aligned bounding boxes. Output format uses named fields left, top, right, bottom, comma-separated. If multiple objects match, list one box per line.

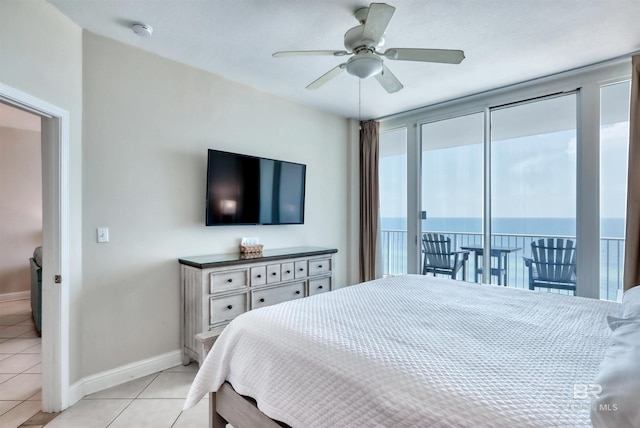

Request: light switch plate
left=97, top=227, right=109, bottom=243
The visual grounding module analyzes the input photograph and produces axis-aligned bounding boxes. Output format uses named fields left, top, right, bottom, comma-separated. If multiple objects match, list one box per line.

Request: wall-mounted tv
left=206, top=149, right=306, bottom=226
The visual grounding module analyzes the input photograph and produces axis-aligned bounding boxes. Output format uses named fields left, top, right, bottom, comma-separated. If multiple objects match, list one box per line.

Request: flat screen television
left=206, top=149, right=306, bottom=226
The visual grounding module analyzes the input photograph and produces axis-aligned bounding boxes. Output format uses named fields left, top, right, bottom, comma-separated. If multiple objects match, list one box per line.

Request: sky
left=379, top=84, right=630, bottom=222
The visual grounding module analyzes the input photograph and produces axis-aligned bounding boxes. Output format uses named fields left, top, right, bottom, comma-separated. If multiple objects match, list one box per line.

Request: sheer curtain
left=359, top=120, right=381, bottom=282
left=624, top=54, right=640, bottom=291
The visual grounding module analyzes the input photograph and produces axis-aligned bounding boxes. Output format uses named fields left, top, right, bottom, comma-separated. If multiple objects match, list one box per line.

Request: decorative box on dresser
left=179, top=246, right=338, bottom=365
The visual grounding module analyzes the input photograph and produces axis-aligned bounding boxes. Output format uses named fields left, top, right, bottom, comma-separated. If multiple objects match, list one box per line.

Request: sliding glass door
left=379, top=62, right=630, bottom=300
left=490, top=94, right=577, bottom=291
left=420, top=113, right=483, bottom=282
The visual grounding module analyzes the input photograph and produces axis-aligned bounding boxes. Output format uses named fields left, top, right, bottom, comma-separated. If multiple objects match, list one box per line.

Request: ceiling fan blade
left=306, top=64, right=347, bottom=90
left=374, top=64, right=403, bottom=93
left=362, top=3, right=396, bottom=45
left=382, top=48, right=465, bottom=64
left=273, top=50, right=349, bottom=57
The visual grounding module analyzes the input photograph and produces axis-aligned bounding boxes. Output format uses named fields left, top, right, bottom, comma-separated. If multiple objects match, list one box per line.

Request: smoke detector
left=132, top=23, right=153, bottom=37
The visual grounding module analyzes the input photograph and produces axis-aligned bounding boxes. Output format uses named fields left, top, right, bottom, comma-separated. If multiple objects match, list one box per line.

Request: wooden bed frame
left=195, top=332, right=285, bottom=427
left=210, top=382, right=286, bottom=428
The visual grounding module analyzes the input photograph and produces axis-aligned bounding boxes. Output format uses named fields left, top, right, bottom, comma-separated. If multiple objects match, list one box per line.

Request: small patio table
left=459, top=244, right=521, bottom=286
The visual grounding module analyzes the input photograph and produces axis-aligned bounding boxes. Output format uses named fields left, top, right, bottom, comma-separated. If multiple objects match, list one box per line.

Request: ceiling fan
left=273, top=2, right=465, bottom=93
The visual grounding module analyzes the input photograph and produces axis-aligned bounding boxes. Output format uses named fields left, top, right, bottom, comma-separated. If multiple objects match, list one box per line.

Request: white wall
left=81, top=32, right=351, bottom=376
left=1, top=0, right=355, bottom=391
left=0, top=126, right=42, bottom=296
left=0, top=0, right=84, bottom=382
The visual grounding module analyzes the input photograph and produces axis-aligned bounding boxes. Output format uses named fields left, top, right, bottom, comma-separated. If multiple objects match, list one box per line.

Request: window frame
left=380, top=59, right=631, bottom=299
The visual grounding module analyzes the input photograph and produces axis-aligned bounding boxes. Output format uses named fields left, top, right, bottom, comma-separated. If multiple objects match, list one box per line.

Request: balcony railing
left=381, top=230, right=624, bottom=301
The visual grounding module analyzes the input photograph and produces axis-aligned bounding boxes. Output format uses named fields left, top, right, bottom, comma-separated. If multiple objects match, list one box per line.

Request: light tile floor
left=1, top=299, right=210, bottom=427
left=44, top=363, right=208, bottom=427
left=0, top=298, right=45, bottom=428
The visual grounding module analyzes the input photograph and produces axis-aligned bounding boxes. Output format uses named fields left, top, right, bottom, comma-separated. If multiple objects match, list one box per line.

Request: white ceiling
left=47, top=0, right=640, bottom=120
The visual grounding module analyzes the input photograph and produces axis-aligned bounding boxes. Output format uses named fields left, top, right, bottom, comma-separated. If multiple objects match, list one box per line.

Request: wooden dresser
left=179, top=246, right=337, bottom=365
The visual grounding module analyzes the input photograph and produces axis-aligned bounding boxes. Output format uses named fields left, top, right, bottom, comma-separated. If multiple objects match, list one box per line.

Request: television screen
left=206, top=149, right=306, bottom=226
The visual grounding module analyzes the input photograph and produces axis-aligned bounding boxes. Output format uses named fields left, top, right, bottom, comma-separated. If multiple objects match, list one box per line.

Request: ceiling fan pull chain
left=358, top=78, right=362, bottom=124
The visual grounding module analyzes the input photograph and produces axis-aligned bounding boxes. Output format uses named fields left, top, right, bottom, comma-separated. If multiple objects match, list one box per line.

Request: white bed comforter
left=184, top=275, right=621, bottom=427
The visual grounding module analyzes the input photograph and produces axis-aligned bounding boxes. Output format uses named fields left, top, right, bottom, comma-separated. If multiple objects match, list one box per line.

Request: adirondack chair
left=422, top=233, right=469, bottom=280
left=523, top=238, right=577, bottom=295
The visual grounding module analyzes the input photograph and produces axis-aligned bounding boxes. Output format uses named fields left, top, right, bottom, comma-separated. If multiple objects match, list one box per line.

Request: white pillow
left=621, top=285, right=640, bottom=318
left=590, top=287, right=640, bottom=428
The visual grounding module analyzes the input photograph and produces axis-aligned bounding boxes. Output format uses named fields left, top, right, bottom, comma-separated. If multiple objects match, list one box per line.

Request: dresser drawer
left=294, top=261, right=307, bottom=278
left=267, top=264, right=281, bottom=284
left=250, top=266, right=267, bottom=286
left=251, top=281, right=305, bottom=309
left=308, top=258, right=331, bottom=276
left=281, top=262, right=295, bottom=281
left=308, top=276, right=331, bottom=296
left=209, top=293, right=247, bottom=325
left=209, top=269, right=248, bottom=294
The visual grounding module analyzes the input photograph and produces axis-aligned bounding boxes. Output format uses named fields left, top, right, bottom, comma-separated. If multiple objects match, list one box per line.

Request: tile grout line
left=169, top=409, right=184, bottom=428
left=101, top=371, right=162, bottom=428
left=135, top=372, right=162, bottom=399
left=102, top=398, right=136, bottom=428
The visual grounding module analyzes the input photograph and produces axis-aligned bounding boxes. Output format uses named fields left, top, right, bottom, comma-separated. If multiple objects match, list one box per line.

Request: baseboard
left=68, top=349, right=183, bottom=406
left=0, top=291, right=30, bottom=302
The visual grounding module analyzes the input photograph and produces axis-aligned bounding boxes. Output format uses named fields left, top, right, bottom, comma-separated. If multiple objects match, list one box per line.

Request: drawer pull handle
left=227, top=305, right=233, bottom=310
left=259, top=298, right=265, bottom=303
left=299, top=268, right=304, bottom=271
left=318, top=286, right=323, bottom=289
left=286, top=270, right=291, bottom=274
left=227, top=279, right=233, bottom=283
left=272, top=272, right=277, bottom=276
left=257, top=274, right=262, bottom=278
left=295, top=290, right=301, bottom=295
left=318, top=265, right=323, bottom=268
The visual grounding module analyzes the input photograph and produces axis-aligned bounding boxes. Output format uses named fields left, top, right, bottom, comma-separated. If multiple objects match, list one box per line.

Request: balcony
left=381, top=229, right=624, bottom=301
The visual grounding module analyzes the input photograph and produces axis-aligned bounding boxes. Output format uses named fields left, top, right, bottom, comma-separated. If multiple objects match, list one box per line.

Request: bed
left=184, top=274, right=639, bottom=427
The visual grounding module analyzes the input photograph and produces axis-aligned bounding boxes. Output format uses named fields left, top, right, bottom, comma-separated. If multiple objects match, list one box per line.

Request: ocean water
left=381, top=217, right=625, bottom=238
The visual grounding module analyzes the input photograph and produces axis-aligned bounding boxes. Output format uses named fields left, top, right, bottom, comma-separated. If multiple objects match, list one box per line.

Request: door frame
left=0, top=82, right=70, bottom=411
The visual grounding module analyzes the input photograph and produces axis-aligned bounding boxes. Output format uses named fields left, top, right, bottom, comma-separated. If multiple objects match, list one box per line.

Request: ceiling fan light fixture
left=346, top=52, right=383, bottom=79
left=272, top=2, right=465, bottom=93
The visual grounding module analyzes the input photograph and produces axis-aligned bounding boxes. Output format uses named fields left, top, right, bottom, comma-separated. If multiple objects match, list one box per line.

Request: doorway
left=0, top=82, right=70, bottom=412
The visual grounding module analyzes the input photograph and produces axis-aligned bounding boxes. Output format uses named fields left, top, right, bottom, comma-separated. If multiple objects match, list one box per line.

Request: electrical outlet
left=97, top=227, right=109, bottom=243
